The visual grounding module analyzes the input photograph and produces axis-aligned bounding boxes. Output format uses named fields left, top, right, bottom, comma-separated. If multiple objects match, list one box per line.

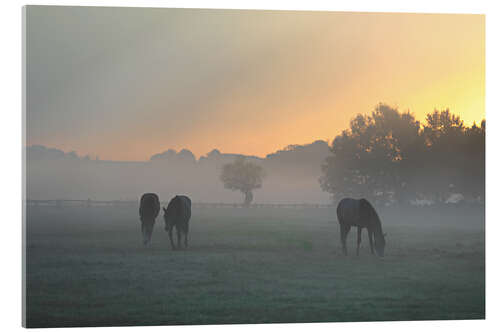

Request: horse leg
left=339, top=225, right=346, bottom=255
left=368, top=229, right=374, bottom=254
left=357, top=227, right=362, bottom=256
left=168, top=229, right=176, bottom=250
left=143, top=223, right=153, bottom=246
left=176, top=227, right=182, bottom=249
left=340, top=224, right=350, bottom=255
left=141, top=223, right=147, bottom=245
left=183, top=223, right=188, bottom=249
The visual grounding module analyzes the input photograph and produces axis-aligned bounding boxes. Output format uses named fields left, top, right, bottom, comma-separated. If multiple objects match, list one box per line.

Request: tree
left=418, top=109, right=467, bottom=202
left=463, top=120, right=485, bottom=202
left=220, top=157, right=265, bottom=206
left=320, top=104, right=485, bottom=206
left=320, top=104, right=422, bottom=205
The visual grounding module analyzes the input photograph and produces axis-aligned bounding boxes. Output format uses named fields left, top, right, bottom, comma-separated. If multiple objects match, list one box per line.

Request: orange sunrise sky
left=26, top=7, right=484, bottom=161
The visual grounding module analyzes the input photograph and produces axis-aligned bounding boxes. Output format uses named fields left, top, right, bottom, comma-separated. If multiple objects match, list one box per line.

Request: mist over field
left=25, top=204, right=484, bottom=327
left=26, top=140, right=332, bottom=204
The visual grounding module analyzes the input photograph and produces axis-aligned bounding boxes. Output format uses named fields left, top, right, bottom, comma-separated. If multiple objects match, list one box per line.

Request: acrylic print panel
left=23, top=5, right=485, bottom=328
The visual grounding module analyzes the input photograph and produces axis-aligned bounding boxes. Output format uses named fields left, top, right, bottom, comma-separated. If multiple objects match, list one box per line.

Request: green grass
left=25, top=205, right=484, bottom=327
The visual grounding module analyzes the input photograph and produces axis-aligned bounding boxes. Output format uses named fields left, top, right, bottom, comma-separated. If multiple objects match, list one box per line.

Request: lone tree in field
left=220, top=157, right=265, bottom=206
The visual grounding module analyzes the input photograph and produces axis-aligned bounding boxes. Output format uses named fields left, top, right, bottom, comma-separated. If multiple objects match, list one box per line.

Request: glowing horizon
left=26, top=8, right=484, bottom=161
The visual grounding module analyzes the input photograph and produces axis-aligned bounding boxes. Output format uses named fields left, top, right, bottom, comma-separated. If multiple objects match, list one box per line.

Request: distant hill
left=264, top=140, right=330, bottom=177
left=25, top=141, right=332, bottom=203
left=27, top=145, right=80, bottom=160
left=27, top=140, right=330, bottom=167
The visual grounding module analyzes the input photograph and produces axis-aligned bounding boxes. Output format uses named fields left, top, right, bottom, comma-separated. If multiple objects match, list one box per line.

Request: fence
left=25, top=199, right=333, bottom=209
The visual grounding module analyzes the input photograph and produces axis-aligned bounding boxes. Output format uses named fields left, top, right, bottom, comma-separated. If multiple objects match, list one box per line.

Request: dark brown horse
left=337, top=198, right=386, bottom=256
left=163, top=195, right=191, bottom=250
left=139, top=193, right=161, bottom=246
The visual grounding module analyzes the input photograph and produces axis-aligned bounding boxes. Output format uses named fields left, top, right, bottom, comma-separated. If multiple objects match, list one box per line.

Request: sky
left=26, top=6, right=485, bottom=161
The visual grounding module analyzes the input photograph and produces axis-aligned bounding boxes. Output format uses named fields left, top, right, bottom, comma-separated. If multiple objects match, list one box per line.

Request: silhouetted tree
left=265, top=140, right=330, bottom=178
left=220, top=157, right=265, bottom=206
left=320, top=104, right=485, bottom=205
left=150, top=148, right=196, bottom=163
left=414, top=109, right=465, bottom=201
left=463, top=120, right=485, bottom=202
left=320, top=104, right=422, bottom=204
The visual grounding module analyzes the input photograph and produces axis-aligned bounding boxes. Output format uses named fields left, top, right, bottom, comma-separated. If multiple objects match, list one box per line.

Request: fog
left=26, top=140, right=332, bottom=204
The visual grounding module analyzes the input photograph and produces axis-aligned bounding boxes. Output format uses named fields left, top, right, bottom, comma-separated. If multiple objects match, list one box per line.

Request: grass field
left=25, top=205, right=485, bottom=327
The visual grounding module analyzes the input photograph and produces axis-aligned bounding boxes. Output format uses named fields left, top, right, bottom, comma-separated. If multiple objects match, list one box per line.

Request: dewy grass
left=25, top=205, right=484, bottom=327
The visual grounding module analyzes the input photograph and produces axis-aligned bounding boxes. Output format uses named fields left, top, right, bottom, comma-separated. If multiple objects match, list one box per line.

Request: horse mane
left=165, top=195, right=187, bottom=220
left=165, top=196, right=178, bottom=214
left=360, top=198, right=383, bottom=234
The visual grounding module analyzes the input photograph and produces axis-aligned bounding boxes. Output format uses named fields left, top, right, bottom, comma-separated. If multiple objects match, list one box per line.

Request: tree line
left=220, top=103, right=485, bottom=206
left=319, top=104, right=485, bottom=205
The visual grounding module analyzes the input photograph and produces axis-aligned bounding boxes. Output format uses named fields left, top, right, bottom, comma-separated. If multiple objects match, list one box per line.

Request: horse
left=163, top=195, right=191, bottom=250
left=336, top=198, right=386, bottom=256
left=139, top=193, right=160, bottom=246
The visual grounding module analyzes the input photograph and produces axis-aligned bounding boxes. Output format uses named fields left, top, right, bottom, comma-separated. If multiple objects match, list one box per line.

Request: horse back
left=168, top=195, right=191, bottom=231
left=139, top=193, right=160, bottom=219
left=337, top=198, right=367, bottom=227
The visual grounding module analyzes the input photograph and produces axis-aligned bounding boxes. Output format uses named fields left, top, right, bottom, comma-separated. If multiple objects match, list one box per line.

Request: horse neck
left=370, top=214, right=383, bottom=237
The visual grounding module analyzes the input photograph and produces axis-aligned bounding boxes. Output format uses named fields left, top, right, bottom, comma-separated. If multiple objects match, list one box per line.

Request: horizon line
left=25, top=138, right=330, bottom=163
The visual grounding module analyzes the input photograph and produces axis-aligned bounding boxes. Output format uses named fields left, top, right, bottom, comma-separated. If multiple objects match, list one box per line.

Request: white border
left=2, top=0, right=499, bottom=332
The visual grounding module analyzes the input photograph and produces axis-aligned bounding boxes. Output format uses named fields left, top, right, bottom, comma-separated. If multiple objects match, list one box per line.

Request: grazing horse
left=337, top=198, right=386, bottom=256
left=139, top=193, right=161, bottom=246
left=163, top=195, right=191, bottom=250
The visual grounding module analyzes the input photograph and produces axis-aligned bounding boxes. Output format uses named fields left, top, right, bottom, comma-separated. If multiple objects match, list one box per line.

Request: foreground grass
left=25, top=206, right=484, bottom=327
